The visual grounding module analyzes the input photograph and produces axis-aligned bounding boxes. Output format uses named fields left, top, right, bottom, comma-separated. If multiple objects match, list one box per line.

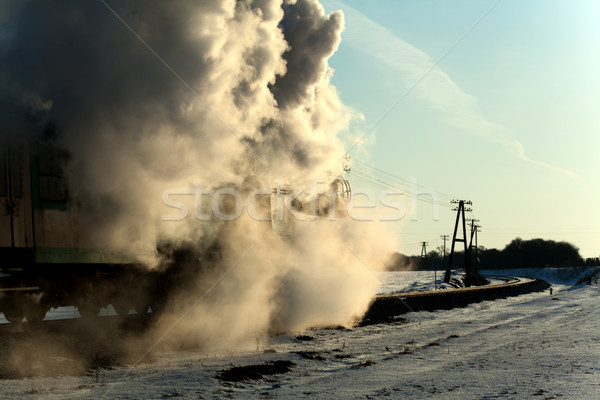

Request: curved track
left=360, top=277, right=551, bottom=326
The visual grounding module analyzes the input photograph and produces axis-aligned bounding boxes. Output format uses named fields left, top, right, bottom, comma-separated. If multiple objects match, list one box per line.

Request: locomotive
left=0, top=140, right=351, bottom=323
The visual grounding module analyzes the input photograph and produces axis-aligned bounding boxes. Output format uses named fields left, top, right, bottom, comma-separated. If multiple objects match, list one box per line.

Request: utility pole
left=437, top=235, right=449, bottom=291
left=474, top=225, right=480, bottom=270
left=420, top=241, right=428, bottom=258
left=467, top=220, right=481, bottom=271
left=440, top=235, right=449, bottom=258
left=444, top=200, right=472, bottom=286
left=467, top=219, right=479, bottom=269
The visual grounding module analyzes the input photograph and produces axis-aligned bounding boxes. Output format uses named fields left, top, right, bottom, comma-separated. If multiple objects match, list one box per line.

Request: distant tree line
left=386, top=237, right=596, bottom=271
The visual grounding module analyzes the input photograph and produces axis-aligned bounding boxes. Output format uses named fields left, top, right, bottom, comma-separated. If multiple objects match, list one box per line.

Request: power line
left=349, top=170, right=446, bottom=208
left=351, top=159, right=456, bottom=200
left=348, top=166, right=454, bottom=208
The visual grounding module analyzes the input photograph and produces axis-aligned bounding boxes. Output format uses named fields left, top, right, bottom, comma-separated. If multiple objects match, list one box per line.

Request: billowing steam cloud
left=1, top=0, right=393, bottom=347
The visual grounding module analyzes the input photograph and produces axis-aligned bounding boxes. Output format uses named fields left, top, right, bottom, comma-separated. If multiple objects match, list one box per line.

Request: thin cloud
left=327, top=0, right=582, bottom=182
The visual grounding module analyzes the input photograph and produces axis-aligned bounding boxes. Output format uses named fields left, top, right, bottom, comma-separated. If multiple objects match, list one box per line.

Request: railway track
left=484, top=275, right=523, bottom=284
left=360, top=277, right=550, bottom=326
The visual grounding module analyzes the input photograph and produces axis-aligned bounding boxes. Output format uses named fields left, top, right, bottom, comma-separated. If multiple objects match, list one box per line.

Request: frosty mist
left=0, top=0, right=393, bottom=344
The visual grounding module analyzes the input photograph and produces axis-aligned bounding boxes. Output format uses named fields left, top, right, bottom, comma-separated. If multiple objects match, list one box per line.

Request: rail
left=361, top=277, right=550, bottom=326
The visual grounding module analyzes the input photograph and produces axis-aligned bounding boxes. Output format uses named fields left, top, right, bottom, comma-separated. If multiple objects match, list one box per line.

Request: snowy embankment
left=377, top=266, right=600, bottom=296
left=1, top=266, right=598, bottom=399
left=377, top=269, right=514, bottom=295
left=480, top=266, right=600, bottom=289
left=377, top=270, right=459, bottom=294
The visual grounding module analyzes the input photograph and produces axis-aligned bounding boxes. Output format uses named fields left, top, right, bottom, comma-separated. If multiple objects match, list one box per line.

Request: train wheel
left=133, top=292, right=152, bottom=315
left=24, top=304, right=48, bottom=323
left=150, top=296, right=168, bottom=315
left=3, top=309, right=25, bottom=323
left=77, top=302, right=100, bottom=318
left=134, top=303, right=150, bottom=315
left=112, top=300, right=131, bottom=316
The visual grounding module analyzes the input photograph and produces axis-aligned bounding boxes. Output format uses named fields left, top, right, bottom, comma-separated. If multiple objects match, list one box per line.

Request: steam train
left=0, top=140, right=351, bottom=323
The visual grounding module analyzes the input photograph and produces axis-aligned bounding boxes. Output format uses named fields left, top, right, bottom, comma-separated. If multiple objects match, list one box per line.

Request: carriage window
left=0, top=148, right=6, bottom=197
left=37, top=145, right=68, bottom=203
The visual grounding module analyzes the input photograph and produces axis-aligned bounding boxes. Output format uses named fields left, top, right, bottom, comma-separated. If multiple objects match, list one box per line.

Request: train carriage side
left=0, top=142, right=161, bottom=322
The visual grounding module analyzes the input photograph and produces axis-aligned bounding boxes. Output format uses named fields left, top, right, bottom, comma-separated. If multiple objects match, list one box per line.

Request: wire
left=352, top=158, right=456, bottom=200
left=350, top=169, right=449, bottom=208
left=347, top=161, right=455, bottom=208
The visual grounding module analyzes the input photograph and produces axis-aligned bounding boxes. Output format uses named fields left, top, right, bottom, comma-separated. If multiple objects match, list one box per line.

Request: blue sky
left=321, top=0, right=600, bottom=257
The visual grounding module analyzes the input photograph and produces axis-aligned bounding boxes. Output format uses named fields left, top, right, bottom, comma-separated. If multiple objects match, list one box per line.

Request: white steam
left=1, top=0, right=393, bottom=346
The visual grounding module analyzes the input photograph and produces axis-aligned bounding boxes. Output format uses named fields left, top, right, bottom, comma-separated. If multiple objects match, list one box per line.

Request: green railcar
left=0, top=142, right=166, bottom=322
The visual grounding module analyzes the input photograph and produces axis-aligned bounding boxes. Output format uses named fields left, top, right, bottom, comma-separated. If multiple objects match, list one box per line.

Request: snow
left=376, top=270, right=511, bottom=294
left=480, top=266, right=600, bottom=289
left=1, top=267, right=599, bottom=399
left=377, top=270, right=459, bottom=294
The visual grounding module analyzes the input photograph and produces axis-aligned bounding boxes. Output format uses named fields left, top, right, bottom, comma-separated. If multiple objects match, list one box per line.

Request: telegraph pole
left=474, top=225, right=480, bottom=270
left=440, top=235, right=449, bottom=258
left=468, top=221, right=481, bottom=271
left=420, top=241, right=428, bottom=258
left=444, top=200, right=472, bottom=286
left=438, top=235, right=449, bottom=291
left=467, top=218, right=479, bottom=269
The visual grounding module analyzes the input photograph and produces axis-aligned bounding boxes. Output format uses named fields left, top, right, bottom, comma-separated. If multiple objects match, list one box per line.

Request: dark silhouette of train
left=0, top=140, right=351, bottom=323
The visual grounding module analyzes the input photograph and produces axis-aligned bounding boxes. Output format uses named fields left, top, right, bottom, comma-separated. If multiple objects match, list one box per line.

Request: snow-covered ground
left=481, top=266, right=600, bottom=290
left=377, top=269, right=459, bottom=294
left=1, top=267, right=599, bottom=399
left=376, top=269, right=511, bottom=295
